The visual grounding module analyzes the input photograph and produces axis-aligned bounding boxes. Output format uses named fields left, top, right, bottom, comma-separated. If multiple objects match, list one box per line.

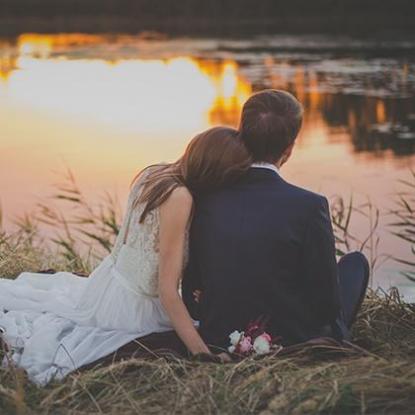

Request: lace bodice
left=111, top=170, right=189, bottom=297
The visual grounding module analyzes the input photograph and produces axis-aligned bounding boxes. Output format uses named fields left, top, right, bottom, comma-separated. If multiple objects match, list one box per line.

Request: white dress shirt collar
left=251, top=162, right=280, bottom=175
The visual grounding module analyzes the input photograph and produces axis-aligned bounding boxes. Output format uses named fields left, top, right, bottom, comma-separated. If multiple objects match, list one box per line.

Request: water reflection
left=254, top=60, right=415, bottom=158
left=0, top=35, right=251, bottom=132
left=1, top=34, right=415, bottom=296
left=1, top=34, right=414, bottom=156
left=199, top=60, right=252, bottom=125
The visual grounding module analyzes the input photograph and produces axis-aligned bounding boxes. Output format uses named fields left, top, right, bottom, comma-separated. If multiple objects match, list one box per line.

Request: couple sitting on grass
left=0, top=89, right=369, bottom=385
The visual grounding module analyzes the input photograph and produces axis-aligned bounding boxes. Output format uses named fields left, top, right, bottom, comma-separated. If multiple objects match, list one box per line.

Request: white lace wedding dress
left=0, top=172, right=183, bottom=385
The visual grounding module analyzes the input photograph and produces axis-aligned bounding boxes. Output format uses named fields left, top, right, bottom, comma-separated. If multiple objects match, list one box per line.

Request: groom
left=182, top=89, right=369, bottom=351
left=85, top=90, right=369, bottom=366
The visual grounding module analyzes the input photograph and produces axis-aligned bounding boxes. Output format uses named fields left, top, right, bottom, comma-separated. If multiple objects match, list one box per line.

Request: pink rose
left=238, top=335, right=253, bottom=354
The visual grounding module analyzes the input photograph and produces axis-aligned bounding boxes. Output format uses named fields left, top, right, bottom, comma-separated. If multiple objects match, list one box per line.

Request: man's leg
left=337, top=251, right=370, bottom=328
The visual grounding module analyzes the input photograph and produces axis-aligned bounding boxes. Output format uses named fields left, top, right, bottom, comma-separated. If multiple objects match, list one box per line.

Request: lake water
left=1, top=33, right=414, bottom=298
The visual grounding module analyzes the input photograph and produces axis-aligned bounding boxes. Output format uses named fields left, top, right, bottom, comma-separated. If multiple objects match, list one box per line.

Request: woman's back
left=110, top=172, right=161, bottom=298
left=76, top=168, right=177, bottom=333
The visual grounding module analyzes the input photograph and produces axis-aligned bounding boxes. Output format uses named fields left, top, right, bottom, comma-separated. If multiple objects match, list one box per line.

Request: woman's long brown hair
left=131, top=127, right=251, bottom=223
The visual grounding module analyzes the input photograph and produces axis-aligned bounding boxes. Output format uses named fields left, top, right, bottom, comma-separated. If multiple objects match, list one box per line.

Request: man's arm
left=302, top=196, right=341, bottom=326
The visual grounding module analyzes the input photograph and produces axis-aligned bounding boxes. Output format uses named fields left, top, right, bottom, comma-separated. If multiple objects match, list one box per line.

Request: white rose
left=229, top=330, right=243, bottom=346
left=228, top=345, right=236, bottom=353
left=253, top=335, right=271, bottom=355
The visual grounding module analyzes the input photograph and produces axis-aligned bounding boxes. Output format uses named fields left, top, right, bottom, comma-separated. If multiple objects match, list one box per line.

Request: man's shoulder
left=282, top=181, right=327, bottom=206
left=198, top=175, right=328, bottom=212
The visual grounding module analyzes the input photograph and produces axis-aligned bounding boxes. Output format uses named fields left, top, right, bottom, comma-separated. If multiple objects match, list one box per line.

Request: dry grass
left=0, top=173, right=414, bottom=414
left=0, top=234, right=415, bottom=414
left=389, top=169, right=415, bottom=282
left=0, top=291, right=414, bottom=414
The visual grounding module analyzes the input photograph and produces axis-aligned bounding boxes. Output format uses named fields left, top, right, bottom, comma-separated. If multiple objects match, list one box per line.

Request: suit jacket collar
left=251, top=162, right=280, bottom=175
left=245, top=167, right=284, bottom=183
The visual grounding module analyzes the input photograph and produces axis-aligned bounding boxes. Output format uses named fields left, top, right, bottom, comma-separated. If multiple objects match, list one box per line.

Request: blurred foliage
left=390, top=170, right=415, bottom=282
left=36, top=168, right=121, bottom=269
left=0, top=0, right=412, bottom=18
left=331, top=194, right=380, bottom=279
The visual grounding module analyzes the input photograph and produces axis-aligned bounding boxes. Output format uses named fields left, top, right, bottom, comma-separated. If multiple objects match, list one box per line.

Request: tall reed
left=390, top=169, right=415, bottom=281
left=36, top=168, right=122, bottom=272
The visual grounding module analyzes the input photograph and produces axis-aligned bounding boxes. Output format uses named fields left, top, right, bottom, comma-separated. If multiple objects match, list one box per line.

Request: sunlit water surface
left=1, top=34, right=415, bottom=298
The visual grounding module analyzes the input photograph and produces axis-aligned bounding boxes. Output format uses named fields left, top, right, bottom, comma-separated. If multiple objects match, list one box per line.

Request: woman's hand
left=159, top=187, right=211, bottom=356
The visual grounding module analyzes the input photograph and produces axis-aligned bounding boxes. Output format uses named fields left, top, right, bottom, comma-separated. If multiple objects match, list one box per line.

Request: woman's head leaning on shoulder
left=132, top=126, right=252, bottom=222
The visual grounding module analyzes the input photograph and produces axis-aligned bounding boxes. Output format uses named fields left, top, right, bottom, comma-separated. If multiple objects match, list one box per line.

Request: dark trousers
left=82, top=251, right=370, bottom=369
left=332, top=251, right=370, bottom=341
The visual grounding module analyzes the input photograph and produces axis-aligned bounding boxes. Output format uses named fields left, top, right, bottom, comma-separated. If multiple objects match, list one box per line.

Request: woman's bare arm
left=158, top=187, right=211, bottom=355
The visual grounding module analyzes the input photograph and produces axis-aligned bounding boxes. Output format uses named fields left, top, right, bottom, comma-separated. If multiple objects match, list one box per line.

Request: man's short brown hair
left=239, top=90, right=303, bottom=162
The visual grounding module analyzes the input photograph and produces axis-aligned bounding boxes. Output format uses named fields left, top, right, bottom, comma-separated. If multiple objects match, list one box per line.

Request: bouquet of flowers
left=228, top=317, right=283, bottom=356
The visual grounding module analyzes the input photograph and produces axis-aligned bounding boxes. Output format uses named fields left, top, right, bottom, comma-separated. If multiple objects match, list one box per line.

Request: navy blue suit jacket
left=182, top=167, right=341, bottom=349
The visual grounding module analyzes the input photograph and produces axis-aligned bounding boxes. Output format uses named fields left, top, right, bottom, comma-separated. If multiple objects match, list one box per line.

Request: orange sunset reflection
left=0, top=34, right=251, bottom=131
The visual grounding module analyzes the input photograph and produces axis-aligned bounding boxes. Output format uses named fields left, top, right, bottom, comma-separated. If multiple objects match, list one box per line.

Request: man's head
left=239, top=89, right=303, bottom=165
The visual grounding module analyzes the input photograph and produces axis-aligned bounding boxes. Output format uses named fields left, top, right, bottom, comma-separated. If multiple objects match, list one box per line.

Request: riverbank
left=0, top=230, right=415, bottom=414
left=0, top=290, right=414, bottom=414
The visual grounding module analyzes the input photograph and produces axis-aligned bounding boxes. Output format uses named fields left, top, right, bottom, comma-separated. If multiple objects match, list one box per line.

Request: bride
left=0, top=126, right=251, bottom=385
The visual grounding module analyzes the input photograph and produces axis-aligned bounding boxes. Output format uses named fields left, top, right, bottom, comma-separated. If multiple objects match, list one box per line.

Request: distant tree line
left=0, top=0, right=413, bottom=36
left=1, top=0, right=413, bottom=18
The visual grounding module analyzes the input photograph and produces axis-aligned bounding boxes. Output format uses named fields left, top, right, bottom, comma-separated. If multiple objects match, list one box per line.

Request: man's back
left=183, top=167, right=341, bottom=349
